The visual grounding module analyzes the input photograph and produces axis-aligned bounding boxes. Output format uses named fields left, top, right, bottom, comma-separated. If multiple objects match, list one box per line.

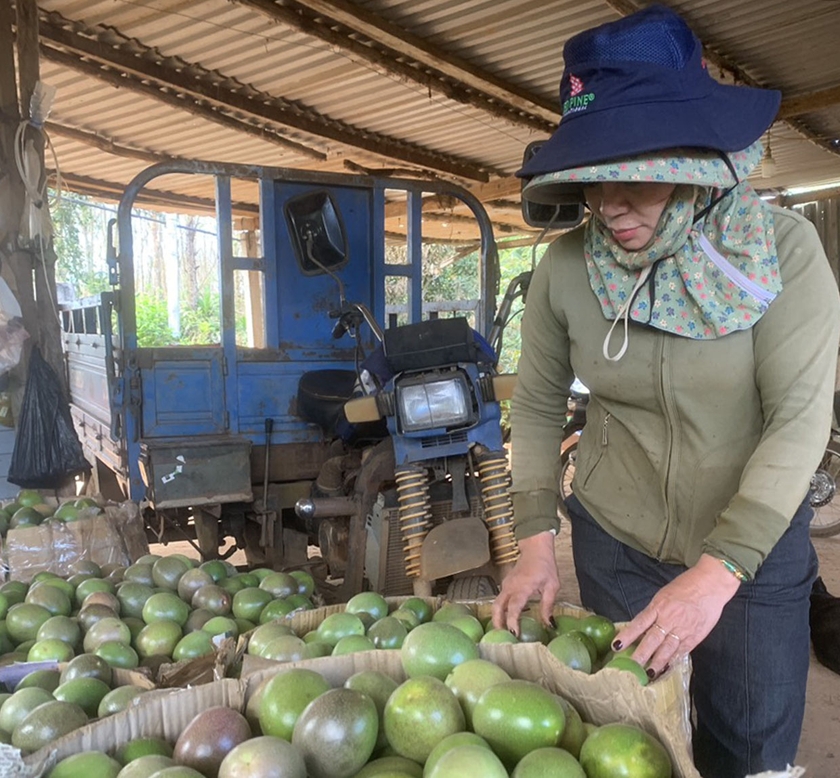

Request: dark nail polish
left=612, top=640, right=623, bottom=651
left=646, top=667, right=656, bottom=679
left=662, top=664, right=670, bottom=674
left=509, top=629, right=517, bottom=637
left=549, top=617, right=557, bottom=629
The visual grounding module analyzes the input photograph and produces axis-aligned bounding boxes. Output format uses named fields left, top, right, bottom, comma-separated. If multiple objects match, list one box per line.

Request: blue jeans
left=565, top=493, right=817, bottom=778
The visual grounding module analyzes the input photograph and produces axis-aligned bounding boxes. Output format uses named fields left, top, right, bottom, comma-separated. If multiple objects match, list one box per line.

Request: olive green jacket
left=510, top=206, right=840, bottom=578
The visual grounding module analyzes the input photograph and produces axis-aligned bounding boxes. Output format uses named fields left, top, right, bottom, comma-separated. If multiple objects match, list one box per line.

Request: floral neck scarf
left=583, top=147, right=781, bottom=360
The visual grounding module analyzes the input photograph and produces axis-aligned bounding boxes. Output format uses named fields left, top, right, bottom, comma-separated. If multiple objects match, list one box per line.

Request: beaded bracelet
left=719, top=558, right=748, bottom=582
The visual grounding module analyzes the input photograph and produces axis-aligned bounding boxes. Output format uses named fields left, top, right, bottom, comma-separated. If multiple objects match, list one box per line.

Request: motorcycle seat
left=297, top=369, right=358, bottom=432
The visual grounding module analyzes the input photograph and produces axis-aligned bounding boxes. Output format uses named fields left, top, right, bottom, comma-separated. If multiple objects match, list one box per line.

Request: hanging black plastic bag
left=7, top=346, right=91, bottom=488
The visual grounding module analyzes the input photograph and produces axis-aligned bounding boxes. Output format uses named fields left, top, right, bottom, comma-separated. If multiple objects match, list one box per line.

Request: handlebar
left=488, top=270, right=533, bottom=358
left=329, top=302, right=385, bottom=342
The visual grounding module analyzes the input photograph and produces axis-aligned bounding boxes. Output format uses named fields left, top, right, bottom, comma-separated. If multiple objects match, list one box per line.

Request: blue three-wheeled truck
left=60, top=161, right=525, bottom=602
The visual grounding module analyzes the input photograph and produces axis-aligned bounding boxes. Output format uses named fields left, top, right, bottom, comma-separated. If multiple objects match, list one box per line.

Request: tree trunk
left=183, top=215, right=199, bottom=309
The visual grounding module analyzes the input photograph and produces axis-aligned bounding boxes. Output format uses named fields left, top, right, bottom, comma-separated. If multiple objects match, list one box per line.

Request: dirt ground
left=551, top=530, right=840, bottom=776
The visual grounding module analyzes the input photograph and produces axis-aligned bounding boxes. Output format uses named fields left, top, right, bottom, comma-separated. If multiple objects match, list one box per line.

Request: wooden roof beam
left=234, top=0, right=557, bottom=133
left=37, top=11, right=492, bottom=182
left=57, top=171, right=260, bottom=215
left=46, top=121, right=178, bottom=164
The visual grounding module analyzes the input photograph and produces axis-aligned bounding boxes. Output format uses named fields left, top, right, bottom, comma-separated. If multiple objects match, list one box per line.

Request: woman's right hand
left=492, top=531, right=560, bottom=634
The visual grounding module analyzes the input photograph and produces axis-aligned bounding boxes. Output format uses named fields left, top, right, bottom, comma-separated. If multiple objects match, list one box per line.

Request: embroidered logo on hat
left=563, top=74, right=595, bottom=115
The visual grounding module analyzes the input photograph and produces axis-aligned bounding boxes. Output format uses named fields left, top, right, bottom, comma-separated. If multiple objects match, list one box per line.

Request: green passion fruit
left=257, top=668, right=331, bottom=741
left=217, top=735, right=306, bottom=778
left=260, top=635, right=307, bottom=662
left=472, top=680, right=567, bottom=768
left=423, top=732, right=493, bottom=776
left=400, top=621, right=479, bottom=680
left=53, top=677, right=112, bottom=718
left=258, top=572, right=298, bottom=599
left=578, top=723, right=672, bottom=778
left=315, top=612, right=366, bottom=648
left=512, top=747, right=587, bottom=778
left=383, top=676, right=465, bottom=764
left=344, top=670, right=399, bottom=752
left=116, top=736, right=175, bottom=763
left=97, top=685, right=147, bottom=719
left=345, top=591, right=389, bottom=621
left=288, top=570, right=316, bottom=597
left=291, top=688, right=378, bottom=778
left=135, top=620, right=183, bottom=659
left=142, top=592, right=190, bottom=626
left=426, top=744, right=508, bottom=778
left=396, top=597, right=433, bottom=624
left=60, top=653, right=113, bottom=685
left=578, top=615, right=617, bottom=658
left=231, top=588, right=273, bottom=622
left=547, top=633, right=593, bottom=673
left=6, top=602, right=52, bottom=643
left=46, top=751, right=122, bottom=778
left=444, top=658, right=511, bottom=728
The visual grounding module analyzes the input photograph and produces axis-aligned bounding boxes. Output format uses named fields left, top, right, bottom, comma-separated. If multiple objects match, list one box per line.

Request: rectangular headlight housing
left=396, top=373, right=472, bottom=432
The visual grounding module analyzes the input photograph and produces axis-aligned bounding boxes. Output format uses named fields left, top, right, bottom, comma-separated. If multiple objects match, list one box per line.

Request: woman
left=492, top=5, right=840, bottom=777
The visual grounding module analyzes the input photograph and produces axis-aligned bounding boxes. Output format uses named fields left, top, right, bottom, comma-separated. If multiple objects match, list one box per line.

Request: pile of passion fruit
left=0, top=489, right=104, bottom=537
left=42, top=599, right=673, bottom=778
left=36, top=592, right=672, bottom=778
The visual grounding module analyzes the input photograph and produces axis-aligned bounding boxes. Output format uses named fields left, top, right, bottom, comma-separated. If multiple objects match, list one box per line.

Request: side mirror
left=285, top=190, right=348, bottom=275
left=520, top=141, right=585, bottom=230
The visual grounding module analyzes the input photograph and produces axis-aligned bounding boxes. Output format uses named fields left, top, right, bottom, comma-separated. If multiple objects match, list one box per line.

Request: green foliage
left=180, top=289, right=221, bottom=345
left=135, top=295, right=173, bottom=348
left=52, top=194, right=110, bottom=297
left=495, top=244, right=536, bottom=374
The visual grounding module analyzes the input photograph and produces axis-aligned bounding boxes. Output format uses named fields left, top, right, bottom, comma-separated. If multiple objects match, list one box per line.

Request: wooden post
left=0, top=0, right=33, bottom=416
left=16, top=0, right=65, bottom=389
left=239, top=217, right=265, bottom=348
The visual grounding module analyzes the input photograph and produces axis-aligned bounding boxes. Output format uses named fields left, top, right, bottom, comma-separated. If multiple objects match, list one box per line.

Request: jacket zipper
left=602, top=412, right=610, bottom=445
left=656, top=335, right=676, bottom=559
left=698, top=234, right=776, bottom=305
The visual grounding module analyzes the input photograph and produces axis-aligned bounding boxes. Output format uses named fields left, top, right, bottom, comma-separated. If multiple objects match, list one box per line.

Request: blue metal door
left=139, top=348, right=227, bottom=437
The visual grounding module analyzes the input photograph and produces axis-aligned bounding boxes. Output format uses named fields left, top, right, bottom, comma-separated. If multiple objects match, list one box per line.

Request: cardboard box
left=240, top=642, right=698, bottom=778
left=237, top=598, right=698, bottom=778
left=5, top=641, right=697, bottom=778
left=13, top=679, right=245, bottom=777
left=1, top=501, right=149, bottom=582
left=0, top=659, right=161, bottom=777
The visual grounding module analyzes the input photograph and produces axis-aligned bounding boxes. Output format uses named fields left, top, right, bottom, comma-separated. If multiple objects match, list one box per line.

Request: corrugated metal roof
left=26, top=0, right=840, bottom=236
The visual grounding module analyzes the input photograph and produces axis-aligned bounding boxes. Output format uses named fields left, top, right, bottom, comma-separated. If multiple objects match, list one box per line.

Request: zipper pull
left=602, top=412, right=611, bottom=446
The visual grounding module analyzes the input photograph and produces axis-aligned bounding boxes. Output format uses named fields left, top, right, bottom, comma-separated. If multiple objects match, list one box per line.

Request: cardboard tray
left=237, top=598, right=699, bottom=778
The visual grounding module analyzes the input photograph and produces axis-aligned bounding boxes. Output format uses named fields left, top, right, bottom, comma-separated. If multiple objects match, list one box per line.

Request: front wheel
left=447, top=575, right=498, bottom=601
left=810, top=443, right=840, bottom=537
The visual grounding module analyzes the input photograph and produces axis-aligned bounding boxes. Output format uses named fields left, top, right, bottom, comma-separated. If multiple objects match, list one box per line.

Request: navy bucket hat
left=518, top=4, right=780, bottom=179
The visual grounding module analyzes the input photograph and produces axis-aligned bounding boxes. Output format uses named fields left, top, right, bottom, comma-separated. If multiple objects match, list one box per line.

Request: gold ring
left=653, top=624, right=680, bottom=642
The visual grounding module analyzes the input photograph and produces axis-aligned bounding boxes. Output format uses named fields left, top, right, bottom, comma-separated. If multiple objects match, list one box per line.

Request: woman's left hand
left=612, top=553, right=743, bottom=679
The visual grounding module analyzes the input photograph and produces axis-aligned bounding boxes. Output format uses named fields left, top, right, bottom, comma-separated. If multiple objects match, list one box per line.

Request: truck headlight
left=396, top=374, right=471, bottom=432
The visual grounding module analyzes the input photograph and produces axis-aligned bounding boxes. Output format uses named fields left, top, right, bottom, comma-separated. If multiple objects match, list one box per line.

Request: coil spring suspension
left=395, top=465, right=433, bottom=578
left=477, top=453, right=519, bottom=565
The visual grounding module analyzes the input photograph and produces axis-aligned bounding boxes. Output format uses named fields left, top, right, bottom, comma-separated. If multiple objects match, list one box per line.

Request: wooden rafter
left=234, top=0, right=557, bottom=133
left=37, top=10, right=493, bottom=182
left=57, top=171, right=259, bottom=215
left=46, top=122, right=177, bottom=165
